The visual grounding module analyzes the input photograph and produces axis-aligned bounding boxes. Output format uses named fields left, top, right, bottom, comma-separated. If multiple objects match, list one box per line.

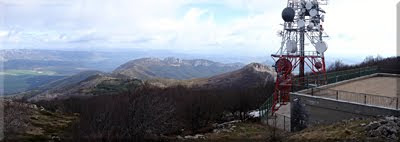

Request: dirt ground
left=331, top=77, right=399, bottom=97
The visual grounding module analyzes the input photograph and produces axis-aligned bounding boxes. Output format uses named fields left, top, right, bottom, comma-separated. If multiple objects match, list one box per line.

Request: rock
left=368, top=130, right=380, bottom=137
left=51, top=135, right=61, bottom=142
left=366, top=121, right=380, bottom=131
left=385, top=116, right=397, bottom=121
left=390, top=134, right=398, bottom=140
left=365, top=116, right=400, bottom=140
left=380, top=121, right=388, bottom=125
left=194, top=134, right=205, bottom=139
left=176, top=135, right=184, bottom=140
left=184, top=134, right=205, bottom=139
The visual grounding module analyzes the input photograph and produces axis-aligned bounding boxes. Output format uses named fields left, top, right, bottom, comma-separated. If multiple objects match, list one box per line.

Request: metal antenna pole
left=299, top=21, right=305, bottom=88
left=269, top=0, right=329, bottom=113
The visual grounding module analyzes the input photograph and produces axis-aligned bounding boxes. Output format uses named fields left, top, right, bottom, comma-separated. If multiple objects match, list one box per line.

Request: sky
left=0, top=0, right=398, bottom=61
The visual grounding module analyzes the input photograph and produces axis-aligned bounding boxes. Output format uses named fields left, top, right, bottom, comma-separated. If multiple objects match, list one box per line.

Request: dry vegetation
left=4, top=100, right=77, bottom=141
left=29, top=81, right=274, bottom=141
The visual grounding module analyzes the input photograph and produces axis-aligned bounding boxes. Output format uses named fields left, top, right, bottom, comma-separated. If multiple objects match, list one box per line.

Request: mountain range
left=113, top=57, right=243, bottom=80
left=13, top=62, right=275, bottom=101
left=2, top=49, right=263, bottom=95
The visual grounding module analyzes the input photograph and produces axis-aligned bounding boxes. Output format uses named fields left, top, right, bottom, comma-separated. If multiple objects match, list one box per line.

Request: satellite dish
left=307, top=22, right=314, bottom=31
left=282, top=7, right=296, bottom=22
left=306, top=1, right=313, bottom=10
left=275, top=58, right=292, bottom=74
left=297, top=20, right=305, bottom=28
left=286, top=40, right=297, bottom=53
left=309, top=9, right=318, bottom=17
left=315, top=41, right=328, bottom=53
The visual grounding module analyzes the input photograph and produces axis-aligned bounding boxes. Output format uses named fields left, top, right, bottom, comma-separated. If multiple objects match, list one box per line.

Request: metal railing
left=259, top=95, right=274, bottom=118
left=259, top=66, right=389, bottom=123
left=325, top=66, right=378, bottom=84
left=265, top=113, right=291, bottom=132
left=291, top=66, right=379, bottom=91
left=307, top=88, right=399, bottom=109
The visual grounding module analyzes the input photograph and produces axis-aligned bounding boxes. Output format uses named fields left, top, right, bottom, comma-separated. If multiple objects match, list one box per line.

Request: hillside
left=148, top=63, right=276, bottom=89
left=113, top=57, right=243, bottom=80
left=14, top=62, right=272, bottom=102
left=4, top=99, right=77, bottom=141
left=198, top=63, right=276, bottom=89
left=13, top=71, right=143, bottom=102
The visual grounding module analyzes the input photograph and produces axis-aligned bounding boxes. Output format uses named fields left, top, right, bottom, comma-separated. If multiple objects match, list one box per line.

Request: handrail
left=259, top=66, right=382, bottom=118
left=259, top=95, right=274, bottom=118
left=308, top=87, right=398, bottom=109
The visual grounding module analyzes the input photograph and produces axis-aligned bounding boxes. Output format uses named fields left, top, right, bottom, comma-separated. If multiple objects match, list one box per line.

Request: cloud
left=0, top=0, right=397, bottom=59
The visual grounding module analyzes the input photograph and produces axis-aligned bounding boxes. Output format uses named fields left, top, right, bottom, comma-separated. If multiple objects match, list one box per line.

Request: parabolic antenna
left=315, top=41, right=328, bottom=53
left=309, top=9, right=318, bottom=17
left=307, top=22, right=314, bottom=31
left=306, top=1, right=314, bottom=10
left=275, top=58, right=292, bottom=74
left=286, top=40, right=297, bottom=53
left=282, top=7, right=296, bottom=22
left=297, top=20, right=305, bottom=28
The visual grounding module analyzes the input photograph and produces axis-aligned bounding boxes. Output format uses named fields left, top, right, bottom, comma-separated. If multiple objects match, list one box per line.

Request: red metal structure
left=271, top=52, right=327, bottom=112
left=270, top=0, right=329, bottom=113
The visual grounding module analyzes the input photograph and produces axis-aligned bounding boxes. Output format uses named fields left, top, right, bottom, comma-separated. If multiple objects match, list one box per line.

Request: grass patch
left=288, top=118, right=375, bottom=141
left=197, top=121, right=287, bottom=142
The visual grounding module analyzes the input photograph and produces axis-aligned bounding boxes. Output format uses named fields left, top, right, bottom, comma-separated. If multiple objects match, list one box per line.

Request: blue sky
left=0, top=0, right=398, bottom=61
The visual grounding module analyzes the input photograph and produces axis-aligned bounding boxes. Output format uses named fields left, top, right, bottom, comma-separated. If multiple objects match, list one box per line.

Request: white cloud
left=0, top=0, right=397, bottom=59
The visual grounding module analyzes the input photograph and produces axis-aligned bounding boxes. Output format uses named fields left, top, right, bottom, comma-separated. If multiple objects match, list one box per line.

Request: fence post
left=336, top=90, right=339, bottom=100
left=364, top=94, right=367, bottom=104
left=397, top=98, right=399, bottom=110
left=284, top=116, right=286, bottom=131
left=311, top=88, right=314, bottom=96
left=335, top=74, right=338, bottom=83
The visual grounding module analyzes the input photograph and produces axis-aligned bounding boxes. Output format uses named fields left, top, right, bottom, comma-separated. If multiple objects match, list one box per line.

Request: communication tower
left=271, top=0, right=329, bottom=112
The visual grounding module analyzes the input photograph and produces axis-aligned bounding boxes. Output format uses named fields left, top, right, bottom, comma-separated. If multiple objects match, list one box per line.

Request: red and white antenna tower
left=271, top=0, right=329, bottom=113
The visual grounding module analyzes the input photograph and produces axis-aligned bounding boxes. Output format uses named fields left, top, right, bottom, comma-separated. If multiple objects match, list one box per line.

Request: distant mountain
left=14, top=62, right=273, bottom=102
left=112, top=57, right=244, bottom=80
left=148, top=63, right=276, bottom=89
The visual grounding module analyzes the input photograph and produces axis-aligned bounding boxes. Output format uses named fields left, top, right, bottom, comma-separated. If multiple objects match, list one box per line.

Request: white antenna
left=281, top=0, right=329, bottom=54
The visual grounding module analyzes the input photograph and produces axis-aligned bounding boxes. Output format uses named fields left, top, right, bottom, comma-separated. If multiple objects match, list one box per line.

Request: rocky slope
left=4, top=99, right=77, bottom=141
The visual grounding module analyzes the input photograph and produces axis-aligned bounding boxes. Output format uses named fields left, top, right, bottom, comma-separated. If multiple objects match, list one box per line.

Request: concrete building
left=263, top=73, right=400, bottom=132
